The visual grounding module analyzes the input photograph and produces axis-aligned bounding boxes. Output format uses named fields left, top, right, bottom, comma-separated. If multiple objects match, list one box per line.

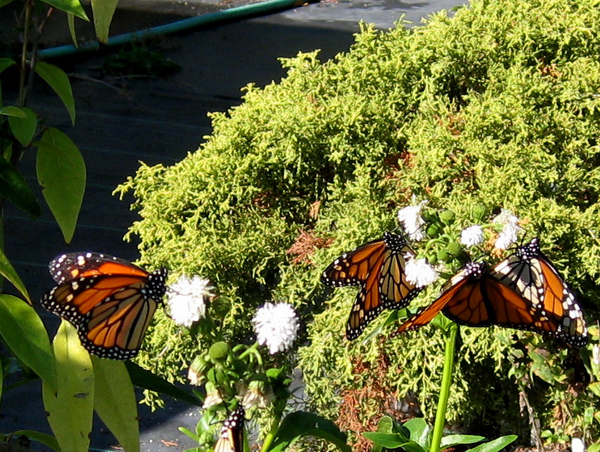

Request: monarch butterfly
left=40, top=252, right=168, bottom=360
left=214, top=407, right=245, bottom=452
left=322, top=232, right=422, bottom=340
left=395, top=238, right=588, bottom=347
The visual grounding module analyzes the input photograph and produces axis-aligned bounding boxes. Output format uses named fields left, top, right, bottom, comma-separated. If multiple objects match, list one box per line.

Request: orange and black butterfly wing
left=322, top=236, right=388, bottom=339
left=41, top=252, right=168, bottom=360
left=443, top=272, right=537, bottom=329
left=321, top=237, right=387, bottom=287
left=323, top=232, right=422, bottom=340
left=486, top=238, right=587, bottom=347
left=214, top=407, right=245, bottom=452
left=379, top=232, right=422, bottom=309
left=535, top=256, right=587, bottom=346
left=345, top=250, right=387, bottom=340
left=395, top=262, right=486, bottom=334
left=49, top=252, right=150, bottom=283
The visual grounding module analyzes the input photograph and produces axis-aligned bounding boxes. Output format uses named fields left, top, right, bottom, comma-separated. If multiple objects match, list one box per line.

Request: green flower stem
left=259, top=407, right=284, bottom=452
left=430, top=322, right=459, bottom=452
left=236, top=342, right=264, bottom=365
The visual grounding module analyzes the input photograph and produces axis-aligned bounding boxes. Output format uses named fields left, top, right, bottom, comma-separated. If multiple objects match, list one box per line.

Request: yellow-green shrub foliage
left=117, top=0, right=600, bottom=445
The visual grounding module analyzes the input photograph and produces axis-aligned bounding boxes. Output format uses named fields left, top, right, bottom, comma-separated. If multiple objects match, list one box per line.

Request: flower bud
left=471, top=203, right=487, bottom=222
left=209, top=341, right=230, bottom=361
left=426, top=223, right=441, bottom=237
left=446, top=241, right=462, bottom=257
left=188, top=355, right=209, bottom=385
left=439, top=209, right=455, bottom=225
left=436, top=249, right=449, bottom=262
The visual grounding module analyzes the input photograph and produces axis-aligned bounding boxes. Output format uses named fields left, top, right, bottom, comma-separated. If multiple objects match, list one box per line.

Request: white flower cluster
left=493, top=209, right=520, bottom=250
left=397, top=201, right=427, bottom=241
left=405, top=258, right=439, bottom=288
left=252, top=302, right=299, bottom=354
left=167, top=275, right=214, bottom=328
left=460, top=225, right=484, bottom=247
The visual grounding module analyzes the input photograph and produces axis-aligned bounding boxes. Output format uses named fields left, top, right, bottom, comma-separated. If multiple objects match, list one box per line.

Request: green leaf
left=39, top=0, right=88, bottom=20
left=178, top=426, right=200, bottom=442
left=0, top=0, right=15, bottom=8
left=12, top=430, right=61, bottom=452
left=0, top=106, right=26, bottom=118
left=67, top=13, right=78, bottom=47
left=0, top=246, right=30, bottom=302
left=36, top=128, right=86, bottom=243
left=403, top=418, right=431, bottom=450
left=125, top=361, right=201, bottom=406
left=376, top=415, right=395, bottom=434
left=588, top=442, right=600, bottom=452
left=0, top=154, right=41, bottom=219
left=362, top=432, right=413, bottom=450
left=587, top=382, right=600, bottom=398
left=0, top=294, right=55, bottom=389
left=0, top=59, right=16, bottom=74
left=441, top=434, right=486, bottom=448
left=92, top=358, right=140, bottom=452
left=90, top=0, right=119, bottom=43
left=466, top=435, right=518, bottom=452
left=270, top=411, right=351, bottom=452
left=42, top=321, right=94, bottom=452
left=35, top=63, right=76, bottom=125
left=8, top=107, right=37, bottom=145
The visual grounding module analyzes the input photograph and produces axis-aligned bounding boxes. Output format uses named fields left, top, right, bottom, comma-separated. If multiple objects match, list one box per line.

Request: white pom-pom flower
left=405, top=258, right=438, bottom=288
left=168, top=275, right=214, bottom=328
left=460, top=225, right=484, bottom=247
left=252, top=302, right=299, bottom=354
left=397, top=200, right=427, bottom=241
left=492, top=209, right=520, bottom=250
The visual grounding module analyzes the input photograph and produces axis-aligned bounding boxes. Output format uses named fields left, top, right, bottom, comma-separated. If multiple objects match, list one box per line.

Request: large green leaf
left=0, top=246, right=30, bottom=302
left=403, top=418, right=431, bottom=450
left=42, top=321, right=94, bottom=452
left=12, top=430, right=61, bottom=452
left=125, top=361, right=201, bottom=406
left=36, top=128, right=86, bottom=243
left=270, top=411, right=350, bottom=452
left=40, top=0, right=88, bottom=20
left=0, top=106, right=26, bottom=118
left=92, top=358, right=140, bottom=452
left=35, top=63, right=76, bottom=125
left=7, top=107, right=37, bottom=146
left=90, top=0, right=119, bottom=43
left=0, top=294, right=55, bottom=389
left=0, top=154, right=41, bottom=219
left=467, top=435, right=518, bottom=452
left=362, top=433, right=413, bottom=450
left=441, top=434, right=486, bottom=448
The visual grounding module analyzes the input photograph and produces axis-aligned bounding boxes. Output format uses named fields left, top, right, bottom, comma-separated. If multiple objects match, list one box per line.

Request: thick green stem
left=430, top=323, right=459, bottom=452
left=259, top=412, right=281, bottom=452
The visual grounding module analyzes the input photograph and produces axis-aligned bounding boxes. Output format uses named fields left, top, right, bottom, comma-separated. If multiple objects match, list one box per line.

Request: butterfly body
left=322, top=232, right=422, bottom=340
left=396, top=239, right=588, bottom=347
left=214, top=407, right=245, bottom=452
left=41, top=252, right=168, bottom=360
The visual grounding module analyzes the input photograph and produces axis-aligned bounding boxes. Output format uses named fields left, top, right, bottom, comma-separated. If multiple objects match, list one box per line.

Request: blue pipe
left=38, top=0, right=311, bottom=59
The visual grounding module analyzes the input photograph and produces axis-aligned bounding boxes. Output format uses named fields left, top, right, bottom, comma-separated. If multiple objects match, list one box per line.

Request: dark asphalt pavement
left=0, top=0, right=465, bottom=450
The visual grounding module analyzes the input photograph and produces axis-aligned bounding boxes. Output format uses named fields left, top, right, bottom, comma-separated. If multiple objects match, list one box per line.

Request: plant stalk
left=259, top=413, right=281, bottom=452
left=430, top=322, right=459, bottom=452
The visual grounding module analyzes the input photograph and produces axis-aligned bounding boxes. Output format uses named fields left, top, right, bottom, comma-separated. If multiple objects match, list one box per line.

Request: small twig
left=519, top=389, right=543, bottom=452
